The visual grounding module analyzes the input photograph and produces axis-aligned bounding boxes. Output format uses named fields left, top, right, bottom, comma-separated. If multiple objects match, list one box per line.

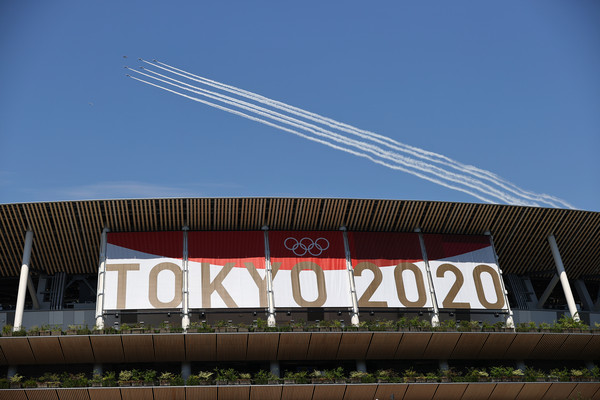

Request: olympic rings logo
left=284, top=237, right=330, bottom=257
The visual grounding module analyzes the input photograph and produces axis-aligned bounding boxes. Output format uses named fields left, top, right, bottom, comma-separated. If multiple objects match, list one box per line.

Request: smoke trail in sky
left=128, top=75, right=495, bottom=204
left=144, top=60, right=573, bottom=209
left=127, top=60, right=575, bottom=209
left=130, top=67, right=536, bottom=206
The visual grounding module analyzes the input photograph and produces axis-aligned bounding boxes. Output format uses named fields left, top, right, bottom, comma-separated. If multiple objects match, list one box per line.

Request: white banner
left=269, top=231, right=352, bottom=308
left=187, top=231, right=267, bottom=309
left=425, top=234, right=506, bottom=310
left=188, top=262, right=266, bottom=308
left=104, top=232, right=183, bottom=310
left=102, top=231, right=506, bottom=311
left=350, top=232, right=433, bottom=308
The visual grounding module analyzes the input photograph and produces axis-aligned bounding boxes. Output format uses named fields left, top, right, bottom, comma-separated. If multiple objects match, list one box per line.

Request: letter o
left=291, top=261, right=327, bottom=307
left=149, top=262, right=182, bottom=308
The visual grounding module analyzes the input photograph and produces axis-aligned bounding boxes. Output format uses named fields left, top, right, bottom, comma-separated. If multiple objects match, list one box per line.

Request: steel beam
left=536, top=274, right=559, bottom=309
left=181, top=227, right=190, bottom=330
left=416, top=228, right=440, bottom=327
left=263, top=226, right=276, bottom=327
left=342, top=227, right=360, bottom=326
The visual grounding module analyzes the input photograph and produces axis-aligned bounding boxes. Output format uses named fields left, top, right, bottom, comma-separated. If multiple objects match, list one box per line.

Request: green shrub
left=170, top=375, right=184, bottom=386
left=254, top=369, right=278, bottom=384
left=23, top=379, right=37, bottom=388
left=186, top=375, right=200, bottom=386
left=102, top=371, right=116, bottom=387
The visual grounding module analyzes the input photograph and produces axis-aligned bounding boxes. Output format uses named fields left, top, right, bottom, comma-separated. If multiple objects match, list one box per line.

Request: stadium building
left=0, top=197, right=599, bottom=400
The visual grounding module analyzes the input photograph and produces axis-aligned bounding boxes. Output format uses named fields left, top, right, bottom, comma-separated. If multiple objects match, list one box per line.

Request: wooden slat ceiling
left=0, top=198, right=598, bottom=278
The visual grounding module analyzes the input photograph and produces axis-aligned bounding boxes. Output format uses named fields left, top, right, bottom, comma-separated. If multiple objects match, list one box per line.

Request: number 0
left=472, top=265, right=505, bottom=309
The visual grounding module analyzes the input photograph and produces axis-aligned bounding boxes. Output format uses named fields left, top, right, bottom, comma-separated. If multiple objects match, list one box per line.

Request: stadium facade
left=0, top=198, right=599, bottom=400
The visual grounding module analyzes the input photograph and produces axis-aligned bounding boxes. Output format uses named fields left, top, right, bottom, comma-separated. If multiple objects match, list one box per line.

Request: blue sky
left=1, top=1, right=598, bottom=211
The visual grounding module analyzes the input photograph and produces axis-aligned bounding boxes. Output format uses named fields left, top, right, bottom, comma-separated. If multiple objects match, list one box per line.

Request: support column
left=438, top=360, right=449, bottom=371
left=181, top=227, right=190, bottom=331
left=341, top=227, right=360, bottom=327
left=93, top=364, right=103, bottom=376
left=516, top=360, right=526, bottom=371
left=269, top=361, right=280, bottom=378
left=573, top=280, right=594, bottom=312
left=27, top=275, right=39, bottom=310
left=356, top=360, right=367, bottom=373
left=548, top=234, right=580, bottom=321
left=521, top=277, right=539, bottom=308
left=585, top=361, right=595, bottom=372
left=263, top=226, right=276, bottom=327
left=181, top=362, right=191, bottom=382
left=537, top=274, right=559, bottom=309
left=14, top=230, right=33, bottom=331
left=94, top=228, right=109, bottom=330
left=486, top=232, right=515, bottom=329
left=7, top=366, right=17, bottom=379
left=415, top=228, right=440, bottom=327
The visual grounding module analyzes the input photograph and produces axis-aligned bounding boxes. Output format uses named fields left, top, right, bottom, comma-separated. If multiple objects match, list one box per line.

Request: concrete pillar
left=516, top=360, right=526, bottom=371
left=93, top=364, right=103, bottom=376
left=548, top=235, right=579, bottom=321
left=439, top=360, right=449, bottom=371
left=14, top=230, right=33, bottom=331
left=181, top=362, right=191, bottom=382
left=270, top=361, right=280, bottom=378
left=356, top=360, right=367, bottom=372
left=7, top=366, right=17, bottom=379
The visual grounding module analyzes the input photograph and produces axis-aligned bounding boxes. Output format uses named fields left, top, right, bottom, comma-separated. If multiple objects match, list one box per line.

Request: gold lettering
left=291, top=261, right=327, bottom=307
left=355, top=262, right=387, bottom=307
left=473, top=264, right=505, bottom=309
left=245, top=262, right=268, bottom=307
left=436, top=263, right=470, bottom=309
left=394, top=263, right=427, bottom=307
left=148, top=262, right=182, bottom=308
left=106, top=264, right=140, bottom=309
left=201, top=262, right=238, bottom=308
left=271, top=262, right=281, bottom=280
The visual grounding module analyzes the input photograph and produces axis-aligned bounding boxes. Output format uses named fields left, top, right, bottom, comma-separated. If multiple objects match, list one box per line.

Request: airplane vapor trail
left=145, top=60, right=574, bottom=209
left=128, top=60, right=574, bottom=209
left=130, top=67, right=538, bottom=206
left=128, top=75, right=496, bottom=204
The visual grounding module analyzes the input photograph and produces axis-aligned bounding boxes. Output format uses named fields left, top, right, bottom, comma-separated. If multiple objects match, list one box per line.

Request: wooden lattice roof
left=0, top=198, right=598, bottom=278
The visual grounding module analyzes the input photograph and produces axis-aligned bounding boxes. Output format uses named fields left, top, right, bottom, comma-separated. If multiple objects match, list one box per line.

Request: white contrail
left=131, top=67, right=534, bottom=206
left=128, top=75, right=497, bottom=204
left=130, top=69, right=550, bottom=207
left=145, top=59, right=574, bottom=209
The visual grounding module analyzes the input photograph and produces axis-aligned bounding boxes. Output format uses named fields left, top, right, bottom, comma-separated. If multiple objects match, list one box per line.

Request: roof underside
left=0, top=198, right=599, bottom=278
